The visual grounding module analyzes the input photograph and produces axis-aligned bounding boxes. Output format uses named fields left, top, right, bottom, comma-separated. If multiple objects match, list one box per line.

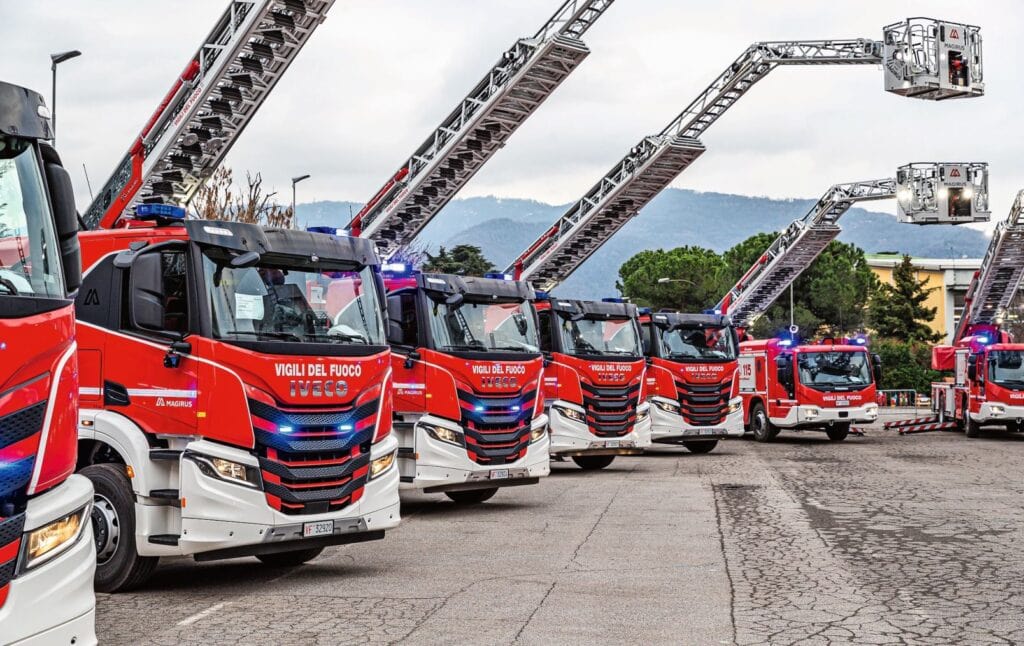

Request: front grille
left=0, top=513, right=25, bottom=608
left=580, top=383, right=641, bottom=438
left=676, top=378, right=731, bottom=426
left=249, top=398, right=377, bottom=516
left=458, top=389, right=536, bottom=465
left=0, top=401, right=46, bottom=507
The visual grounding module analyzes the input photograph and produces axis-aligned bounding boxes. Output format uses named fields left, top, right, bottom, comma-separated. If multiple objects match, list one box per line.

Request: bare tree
left=190, top=167, right=294, bottom=228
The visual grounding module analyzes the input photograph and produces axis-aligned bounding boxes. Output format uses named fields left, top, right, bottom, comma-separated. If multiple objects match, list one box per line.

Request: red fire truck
left=382, top=268, right=549, bottom=503
left=536, top=296, right=650, bottom=469
left=73, top=212, right=400, bottom=591
left=738, top=337, right=881, bottom=442
left=639, top=311, right=743, bottom=453
left=0, top=81, right=96, bottom=644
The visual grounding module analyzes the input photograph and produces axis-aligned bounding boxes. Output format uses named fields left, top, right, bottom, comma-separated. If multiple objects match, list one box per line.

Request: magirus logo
left=156, top=397, right=193, bottom=408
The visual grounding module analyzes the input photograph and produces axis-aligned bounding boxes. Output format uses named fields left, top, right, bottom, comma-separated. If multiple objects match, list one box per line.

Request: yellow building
left=866, top=254, right=981, bottom=343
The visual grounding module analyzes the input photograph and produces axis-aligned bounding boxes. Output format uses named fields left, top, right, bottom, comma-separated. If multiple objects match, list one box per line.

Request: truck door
left=106, top=244, right=201, bottom=437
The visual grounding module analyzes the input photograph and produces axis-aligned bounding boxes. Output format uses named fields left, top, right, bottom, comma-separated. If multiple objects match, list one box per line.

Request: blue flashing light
left=601, top=297, right=625, bottom=304
left=307, top=226, right=345, bottom=236
left=382, top=262, right=411, bottom=274
left=778, top=339, right=793, bottom=347
left=278, top=425, right=294, bottom=434
left=852, top=337, right=867, bottom=345
left=638, top=307, right=652, bottom=315
left=485, top=272, right=514, bottom=280
left=338, top=424, right=353, bottom=432
left=135, top=203, right=186, bottom=220
left=977, top=334, right=991, bottom=345
left=474, top=405, right=485, bottom=412
left=534, top=290, right=550, bottom=300
left=511, top=405, right=521, bottom=412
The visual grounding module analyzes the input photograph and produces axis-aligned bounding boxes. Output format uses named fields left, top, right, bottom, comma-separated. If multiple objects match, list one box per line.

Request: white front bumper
left=138, top=437, right=401, bottom=558
left=777, top=403, right=878, bottom=428
left=972, top=402, right=1024, bottom=424
left=649, top=396, right=744, bottom=443
left=1, top=476, right=96, bottom=646
left=548, top=401, right=652, bottom=455
left=399, top=414, right=550, bottom=493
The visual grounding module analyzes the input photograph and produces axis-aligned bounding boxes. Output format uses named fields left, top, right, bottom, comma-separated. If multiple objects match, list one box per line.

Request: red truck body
left=738, top=338, right=880, bottom=441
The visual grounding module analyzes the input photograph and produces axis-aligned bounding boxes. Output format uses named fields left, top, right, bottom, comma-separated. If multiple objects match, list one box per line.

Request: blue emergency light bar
left=601, top=297, right=625, bottom=304
left=135, top=203, right=186, bottom=220
left=306, top=226, right=346, bottom=236
left=381, top=262, right=413, bottom=275
left=485, top=272, right=514, bottom=281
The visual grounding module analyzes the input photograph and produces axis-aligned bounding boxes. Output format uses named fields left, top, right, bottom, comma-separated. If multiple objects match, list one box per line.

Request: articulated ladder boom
left=83, top=0, right=335, bottom=230
left=349, top=0, right=616, bottom=257
left=719, top=163, right=989, bottom=330
left=508, top=19, right=984, bottom=292
left=953, top=191, right=1024, bottom=343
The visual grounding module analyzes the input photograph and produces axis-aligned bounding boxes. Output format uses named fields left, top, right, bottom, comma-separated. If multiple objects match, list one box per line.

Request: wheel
left=750, top=403, right=776, bottom=442
left=826, top=423, right=850, bottom=442
left=571, top=455, right=616, bottom=470
left=82, top=463, right=159, bottom=593
left=445, top=488, right=498, bottom=504
left=256, top=547, right=324, bottom=567
left=682, top=440, right=718, bottom=454
left=965, top=417, right=982, bottom=438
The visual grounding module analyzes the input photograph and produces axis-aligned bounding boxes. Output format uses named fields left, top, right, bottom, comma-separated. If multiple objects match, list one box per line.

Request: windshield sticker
left=235, top=293, right=265, bottom=320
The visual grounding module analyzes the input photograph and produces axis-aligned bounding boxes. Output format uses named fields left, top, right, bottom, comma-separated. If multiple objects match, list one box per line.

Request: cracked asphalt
left=96, top=412, right=1024, bottom=645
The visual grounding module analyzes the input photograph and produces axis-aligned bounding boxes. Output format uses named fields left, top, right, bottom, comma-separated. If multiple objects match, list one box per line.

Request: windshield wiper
left=0, top=277, right=20, bottom=296
left=220, top=330, right=304, bottom=342
left=442, top=342, right=487, bottom=351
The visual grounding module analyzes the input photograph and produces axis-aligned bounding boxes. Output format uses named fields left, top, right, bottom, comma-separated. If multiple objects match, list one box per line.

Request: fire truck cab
left=738, top=337, right=881, bottom=442
left=536, top=296, right=651, bottom=469
left=0, top=81, right=96, bottom=644
left=74, top=215, right=400, bottom=592
left=639, top=311, right=743, bottom=454
left=384, top=269, right=550, bottom=504
left=931, top=332, right=1024, bottom=437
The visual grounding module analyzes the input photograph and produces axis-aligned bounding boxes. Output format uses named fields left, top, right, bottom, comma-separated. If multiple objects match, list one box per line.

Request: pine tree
left=868, top=255, right=943, bottom=342
left=422, top=245, right=495, bottom=276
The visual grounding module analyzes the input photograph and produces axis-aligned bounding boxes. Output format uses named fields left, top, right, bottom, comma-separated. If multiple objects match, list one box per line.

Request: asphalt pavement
left=96, top=412, right=1024, bottom=645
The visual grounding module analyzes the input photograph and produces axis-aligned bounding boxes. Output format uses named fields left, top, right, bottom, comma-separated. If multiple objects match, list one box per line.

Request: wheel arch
left=77, top=408, right=158, bottom=496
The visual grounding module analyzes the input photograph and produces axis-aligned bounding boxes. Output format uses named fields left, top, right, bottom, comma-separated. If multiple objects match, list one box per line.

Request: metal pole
left=51, top=63, right=57, bottom=144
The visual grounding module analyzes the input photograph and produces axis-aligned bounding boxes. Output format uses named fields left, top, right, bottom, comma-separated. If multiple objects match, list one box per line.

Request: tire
left=965, top=417, right=982, bottom=438
left=682, top=440, right=718, bottom=454
left=826, top=423, right=850, bottom=442
left=571, top=455, right=616, bottom=470
left=445, top=488, right=499, bottom=504
left=82, top=463, right=159, bottom=593
left=750, top=403, right=776, bottom=443
left=256, top=547, right=324, bottom=567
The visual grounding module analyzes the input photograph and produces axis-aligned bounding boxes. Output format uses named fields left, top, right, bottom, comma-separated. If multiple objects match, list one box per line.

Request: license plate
left=303, top=521, right=334, bottom=538
left=700, top=428, right=719, bottom=436
left=489, top=469, right=510, bottom=480
left=836, top=400, right=850, bottom=407
left=606, top=440, right=620, bottom=448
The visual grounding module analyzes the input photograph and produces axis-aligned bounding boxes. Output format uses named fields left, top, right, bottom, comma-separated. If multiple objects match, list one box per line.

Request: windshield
left=427, top=298, right=539, bottom=353
left=797, top=351, right=872, bottom=390
left=660, top=324, right=736, bottom=361
left=988, top=350, right=1024, bottom=389
left=202, top=252, right=386, bottom=346
left=0, top=139, right=62, bottom=299
left=559, top=316, right=642, bottom=358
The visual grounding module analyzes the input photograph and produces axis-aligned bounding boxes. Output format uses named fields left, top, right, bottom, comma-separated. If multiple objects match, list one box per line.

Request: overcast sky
left=1, top=0, right=1020, bottom=233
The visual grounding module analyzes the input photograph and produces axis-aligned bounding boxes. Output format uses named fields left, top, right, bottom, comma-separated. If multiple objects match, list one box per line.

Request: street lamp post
left=50, top=50, right=82, bottom=145
left=291, top=174, right=311, bottom=227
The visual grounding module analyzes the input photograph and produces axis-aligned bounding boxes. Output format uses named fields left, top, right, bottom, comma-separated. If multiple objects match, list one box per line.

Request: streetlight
left=291, top=174, right=311, bottom=226
left=50, top=50, right=82, bottom=145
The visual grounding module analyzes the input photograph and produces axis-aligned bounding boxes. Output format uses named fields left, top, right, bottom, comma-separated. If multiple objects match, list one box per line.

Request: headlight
left=187, top=453, right=261, bottom=489
left=653, top=400, right=681, bottom=415
left=553, top=404, right=586, bottom=423
left=370, top=450, right=396, bottom=479
left=422, top=423, right=465, bottom=447
left=636, top=407, right=650, bottom=422
left=22, top=506, right=88, bottom=571
left=727, top=401, right=742, bottom=414
left=990, top=405, right=1005, bottom=415
left=804, top=408, right=819, bottom=419
left=531, top=424, right=547, bottom=443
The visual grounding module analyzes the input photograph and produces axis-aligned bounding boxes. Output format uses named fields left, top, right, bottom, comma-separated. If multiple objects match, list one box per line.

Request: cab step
left=148, top=534, right=180, bottom=546
left=149, top=489, right=181, bottom=506
left=149, top=449, right=182, bottom=461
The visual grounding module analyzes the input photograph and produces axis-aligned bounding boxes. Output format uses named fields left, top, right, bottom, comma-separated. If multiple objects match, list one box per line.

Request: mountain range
left=295, top=188, right=990, bottom=299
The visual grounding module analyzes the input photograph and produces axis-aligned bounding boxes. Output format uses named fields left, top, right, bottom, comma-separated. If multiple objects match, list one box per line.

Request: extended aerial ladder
left=717, top=163, right=990, bottom=330
left=508, top=18, right=984, bottom=291
left=83, top=0, right=335, bottom=230
left=348, top=0, right=616, bottom=257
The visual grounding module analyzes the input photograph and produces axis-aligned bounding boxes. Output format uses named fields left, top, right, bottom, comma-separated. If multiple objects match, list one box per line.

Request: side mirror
left=129, top=252, right=166, bottom=331
left=164, top=339, right=192, bottom=368
left=41, top=148, right=82, bottom=293
left=872, top=353, right=883, bottom=384
left=775, top=355, right=794, bottom=390
left=967, top=363, right=977, bottom=382
left=445, top=292, right=464, bottom=307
